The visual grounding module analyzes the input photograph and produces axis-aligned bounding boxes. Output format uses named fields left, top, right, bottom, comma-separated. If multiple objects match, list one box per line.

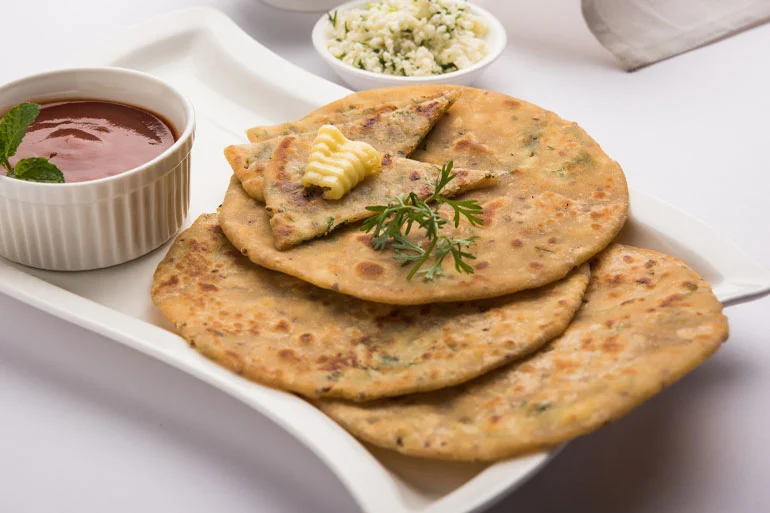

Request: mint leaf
left=0, top=102, right=66, bottom=183
left=0, top=102, right=40, bottom=166
left=11, top=157, right=65, bottom=183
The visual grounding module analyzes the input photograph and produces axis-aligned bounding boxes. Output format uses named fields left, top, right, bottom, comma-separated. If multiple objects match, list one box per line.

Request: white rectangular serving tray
left=1, top=7, right=769, bottom=513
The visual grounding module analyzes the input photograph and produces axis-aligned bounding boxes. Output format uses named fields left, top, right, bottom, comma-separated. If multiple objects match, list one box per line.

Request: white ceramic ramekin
left=312, top=0, right=507, bottom=90
left=0, top=67, right=195, bottom=271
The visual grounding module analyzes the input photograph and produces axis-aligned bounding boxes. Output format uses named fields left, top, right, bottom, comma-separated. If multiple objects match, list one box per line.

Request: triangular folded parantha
left=244, top=87, right=453, bottom=143
left=224, top=91, right=460, bottom=202
left=264, top=137, right=498, bottom=250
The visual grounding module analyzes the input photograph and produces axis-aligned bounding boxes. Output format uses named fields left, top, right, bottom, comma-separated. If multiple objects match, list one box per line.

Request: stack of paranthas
left=151, top=86, right=728, bottom=461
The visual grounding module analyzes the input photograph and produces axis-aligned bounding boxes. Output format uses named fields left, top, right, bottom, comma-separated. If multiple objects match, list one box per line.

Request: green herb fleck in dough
left=380, top=354, right=400, bottom=364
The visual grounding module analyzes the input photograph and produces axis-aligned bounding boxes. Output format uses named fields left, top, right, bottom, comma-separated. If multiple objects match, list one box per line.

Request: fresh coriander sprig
left=0, top=102, right=65, bottom=183
left=361, top=161, right=484, bottom=280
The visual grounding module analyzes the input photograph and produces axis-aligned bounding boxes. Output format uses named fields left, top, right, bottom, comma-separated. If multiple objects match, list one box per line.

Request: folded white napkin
left=582, top=0, right=770, bottom=70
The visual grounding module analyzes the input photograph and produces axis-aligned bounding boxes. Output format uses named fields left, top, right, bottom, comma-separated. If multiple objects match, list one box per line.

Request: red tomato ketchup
left=10, top=100, right=176, bottom=183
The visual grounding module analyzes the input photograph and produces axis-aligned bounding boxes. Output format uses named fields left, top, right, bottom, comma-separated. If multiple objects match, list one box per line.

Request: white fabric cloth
left=582, top=0, right=770, bottom=70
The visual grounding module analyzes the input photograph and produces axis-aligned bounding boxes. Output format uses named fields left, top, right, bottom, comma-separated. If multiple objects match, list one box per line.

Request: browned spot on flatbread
left=553, top=357, right=578, bottom=371
left=482, top=197, right=508, bottom=225
left=356, top=261, right=385, bottom=277
left=271, top=137, right=314, bottom=210
left=416, top=100, right=440, bottom=117
left=362, top=113, right=381, bottom=129
left=357, top=234, right=374, bottom=246
left=453, top=136, right=491, bottom=154
left=199, top=283, right=218, bottom=292
left=659, top=294, right=683, bottom=307
left=274, top=136, right=295, bottom=166
left=601, top=336, right=623, bottom=353
left=278, top=349, right=300, bottom=361
left=322, top=352, right=358, bottom=372
left=159, top=275, right=179, bottom=288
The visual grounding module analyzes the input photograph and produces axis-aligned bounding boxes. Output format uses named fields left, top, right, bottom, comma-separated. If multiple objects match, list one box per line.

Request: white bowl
left=312, top=0, right=507, bottom=90
left=0, top=67, right=195, bottom=271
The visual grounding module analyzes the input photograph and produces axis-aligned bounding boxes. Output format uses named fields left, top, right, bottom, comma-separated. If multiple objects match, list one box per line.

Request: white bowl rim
left=0, top=66, right=195, bottom=189
left=312, top=0, right=507, bottom=83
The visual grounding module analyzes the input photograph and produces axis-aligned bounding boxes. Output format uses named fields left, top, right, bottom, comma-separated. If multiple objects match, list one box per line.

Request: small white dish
left=0, top=67, right=195, bottom=271
left=312, top=0, right=507, bottom=90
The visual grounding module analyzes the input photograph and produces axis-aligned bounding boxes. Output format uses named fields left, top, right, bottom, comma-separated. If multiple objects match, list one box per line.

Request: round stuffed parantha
left=152, top=214, right=590, bottom=401
left=220, top=86, right=628, bottom=305
left=317, top=244, right=729, bottom=461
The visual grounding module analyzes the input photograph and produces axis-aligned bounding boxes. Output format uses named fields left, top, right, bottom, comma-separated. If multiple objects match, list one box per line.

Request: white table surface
left=2, top=1, right=769, bottom=512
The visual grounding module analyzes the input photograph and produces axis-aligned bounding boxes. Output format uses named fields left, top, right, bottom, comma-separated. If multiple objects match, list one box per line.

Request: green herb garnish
left=327, top=9, right=338, bottom=27
left=8, top=157, right=64, bottom=183
left=361, top=161, right=483, bottom=280
left=0, top=102, right=64, bottom=183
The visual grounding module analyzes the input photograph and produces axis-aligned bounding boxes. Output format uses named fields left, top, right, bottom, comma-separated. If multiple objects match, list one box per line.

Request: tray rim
left=1, top=5, right=768, bottom=513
